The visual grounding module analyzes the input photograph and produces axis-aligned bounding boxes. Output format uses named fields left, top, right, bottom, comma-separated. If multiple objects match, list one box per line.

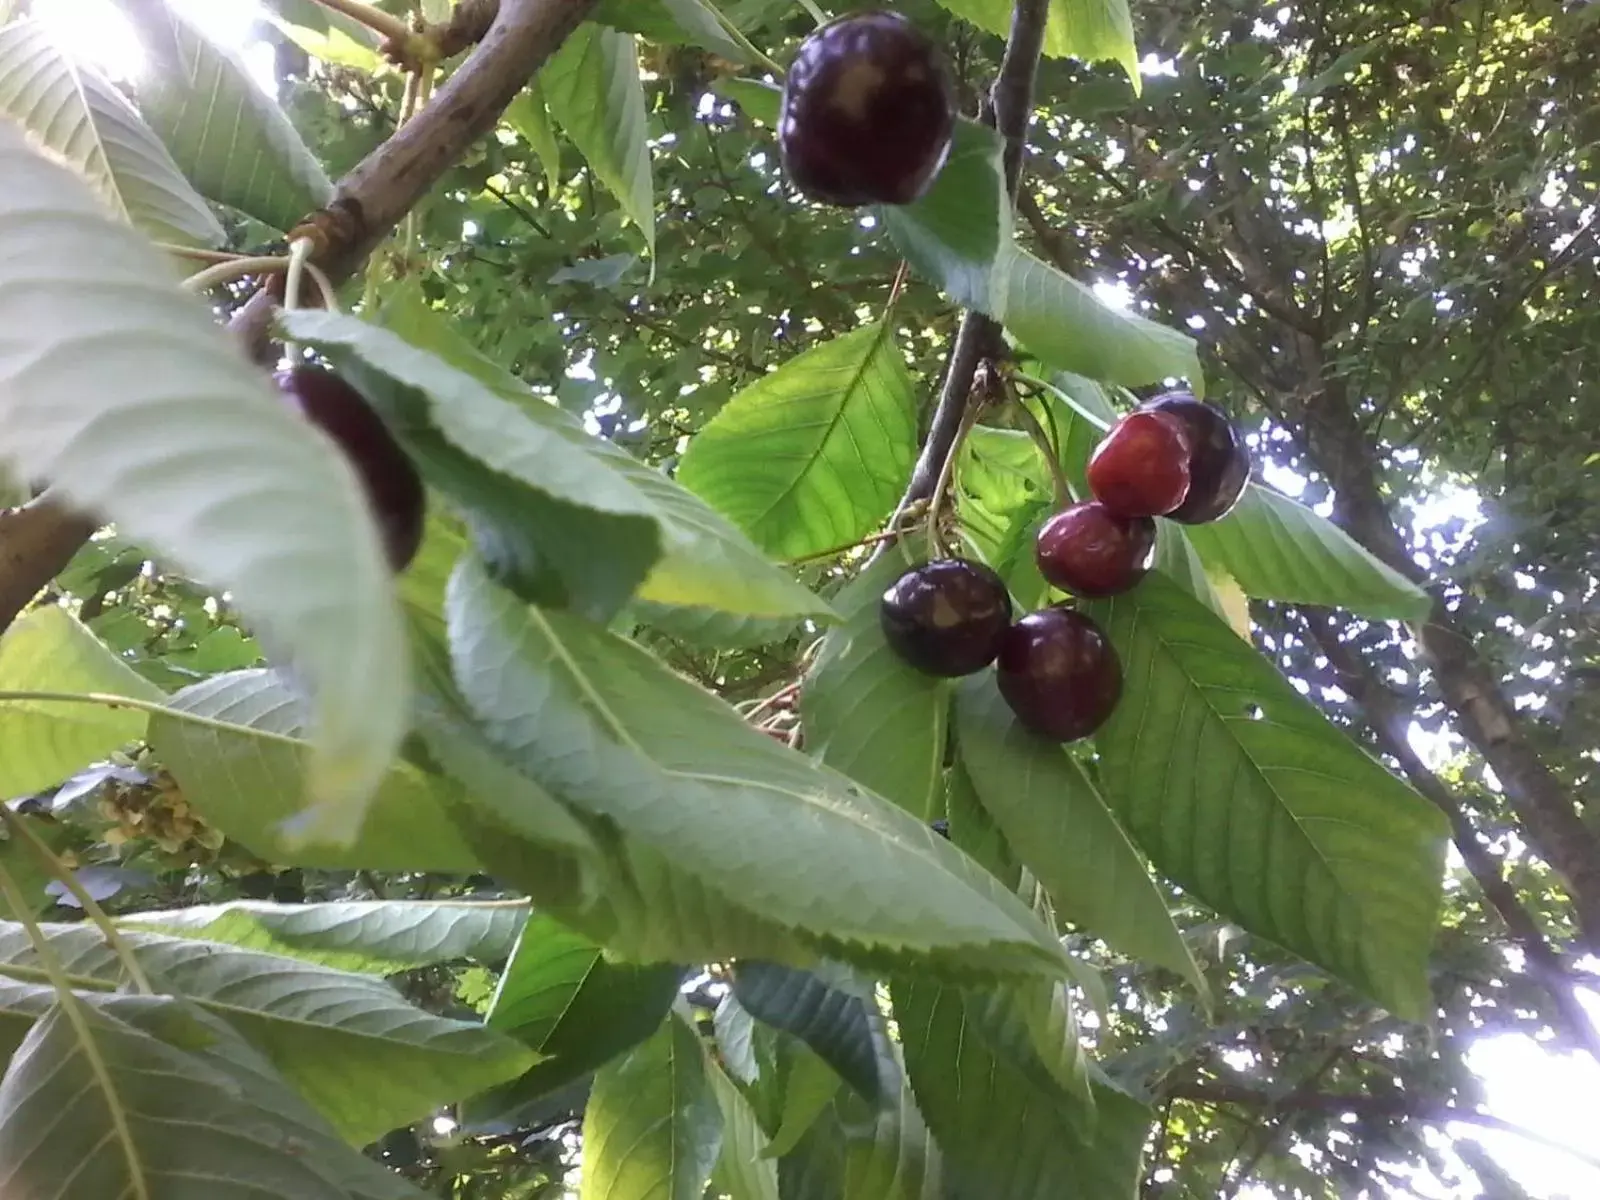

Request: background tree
left=0, top=0, right=1589, bottom=1196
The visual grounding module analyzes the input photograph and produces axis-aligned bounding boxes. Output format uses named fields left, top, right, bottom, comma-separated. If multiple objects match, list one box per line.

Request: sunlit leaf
left=0, top=131, right=407, bottom=844
left=0, top=20, right=224, bottom=246
left=677, top=322, right=919, bottom=560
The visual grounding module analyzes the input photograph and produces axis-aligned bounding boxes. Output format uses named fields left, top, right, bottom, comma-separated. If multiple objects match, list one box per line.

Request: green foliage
left=0, top=1000, right=425, bottom=1200
left=1087, top=575, right=1448, bottom=1019
left=0, top=128, right=407, bottom=844
left=800, top=544, right=950, bottom=819
left=446, top=553, right=1070, bottom=975
left=0, top=0, right=1522, bottom=1192
left=954, top=673, right=1206, bottom=996
left=677, top=322, right=919, bottom=560
left=118, top=899, right=531, bottom=973
left=580, top=1013, right=721, bottom=1200
left=110, top=0, right=332, bottom=231
left=0, top=607, right=160, bottom=799
left=542, top=24, right=655, bottom=256
left=0, top=20, right=223, bottom=247
left=477, top=916, right=683, bottom=1103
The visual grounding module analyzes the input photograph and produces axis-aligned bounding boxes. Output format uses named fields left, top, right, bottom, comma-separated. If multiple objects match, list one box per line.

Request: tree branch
left=0, top=0, right=596, bottom=635
left=1295, top=374, right=1600, bottom=953
left=1298, top=606, right=1600, bottom=1063
left=888, top=0, right=1050, bottom=520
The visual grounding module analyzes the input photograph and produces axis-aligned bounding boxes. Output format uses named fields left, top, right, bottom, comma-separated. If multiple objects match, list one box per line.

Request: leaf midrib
left=741, top=322, right=896, bottom=533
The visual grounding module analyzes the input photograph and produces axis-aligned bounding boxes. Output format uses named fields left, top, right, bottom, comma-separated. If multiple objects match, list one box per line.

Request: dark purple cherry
left=996, top=606, right=1122, bottom=742
left=778, top=11, right=955, bottom=207
left=1139, top=392, right=1250, bottom=524
left=1035, top=502, right=1156, bottom=598
left=880, top=558, right=1012, bottom=677
left=1086, top=410, right=1194, bottom=518
left=275, top=365, right=425, bottom=573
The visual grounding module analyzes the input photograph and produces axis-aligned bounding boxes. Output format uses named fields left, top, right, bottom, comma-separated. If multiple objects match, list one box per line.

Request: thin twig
left=1002, top=377, right=1071, bottom=507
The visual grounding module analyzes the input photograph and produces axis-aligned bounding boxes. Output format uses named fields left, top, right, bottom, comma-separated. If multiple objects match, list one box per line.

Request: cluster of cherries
left=880, top=394, right=1251, bottom=742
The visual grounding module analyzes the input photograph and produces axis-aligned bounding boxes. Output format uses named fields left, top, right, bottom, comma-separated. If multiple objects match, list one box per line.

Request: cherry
left=1035, top=501, right=1156, bottom=598
left=880, top=558, right=1012, bottom=678
left=1139, top=392, right=1250, bottom=524
left=275, top=365, right=425, bottom=573
left=996, top=606, right=1122, bottom=742
left=778, top=12, right=955, bottom=207
left=1086, top=410, right=1194, bottom=518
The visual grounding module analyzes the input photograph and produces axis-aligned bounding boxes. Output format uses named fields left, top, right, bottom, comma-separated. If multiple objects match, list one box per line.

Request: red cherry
left=996, top=606, right=1121, bottom=742
left=1086, top=410, right=1194, bottom=518
left=1035, top=502, right=1156, bottom=598
left=275, top=366, right=425, bottom=573
left=1139, top=392, right=1251, bottom=524
left=880, top=558, right=1012, bottom=677
left=778, top=12, right=955, bottom=207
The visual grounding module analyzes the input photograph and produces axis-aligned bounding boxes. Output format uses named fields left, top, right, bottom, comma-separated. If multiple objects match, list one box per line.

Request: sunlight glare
left=35, top=0, right=145, bottom=80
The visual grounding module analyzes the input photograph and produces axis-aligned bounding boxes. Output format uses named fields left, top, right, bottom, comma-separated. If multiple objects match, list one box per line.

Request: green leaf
left=286, top=308, right=661, bottom=621
left=117, top=899, right=531, bottom=974
left=269, top=17, right=385, bottom=72
left=801, top=545, right=949, bottom=820
left=505, top=82, right=562, bottom=194
left=447, top=554, right=1071, bottom=978
left=0, top=999, right=425, bottom=1200
left=0, top=922, right=537, bottom=1146
left=0, top=20, right=224, bottom=246
left=880, top=120, right=1007, bottom=311
left=482, top=915, right=684, bottom=1097
left=893, top=977, right=1150, bottom=1199
left=962, top=981, right=1094, bottom=1126
left=0, top=607, right=160, bottom=799
left=731, top=961, right=884, bottom=1103
left=596, top=0, right=759, bottom=64
left=766, top=1041, right=842, bottom=1157
left=111, top=0, right=334, bottom=231
left=930, top=0, right=1140, bottom=84
left=307, top=299, right=831, bottom=625
left=997, top=247, right=1202, bottom=392
left=1087, top=575, right=1449, bottom=1020
left=542, top=24, right=655, bottom=254
left=713, top=76, right=781, bottom=125
left=0, top=131, right=407, bottom=844
left=581, top=1013, right=722, bottom=1200
left=677, top=323, right=919, bottom=560
left=708, top=1052, right=782, bottom=1200
left=147, top=670, right=479, bottom=872
left=954, top=674, right=1207, bottom=998
left=1184, top=484, right=1433, bottom=620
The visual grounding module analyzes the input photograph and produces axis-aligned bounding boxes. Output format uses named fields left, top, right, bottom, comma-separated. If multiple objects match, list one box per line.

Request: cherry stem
left=284, top=237, right=314, bottom=313
left=708, top=6, right=783, bottom=75
left=784, top=526, right=908, bottom=565
left=0, top=805, right=153, bottom=995
left=795, top=0, right=828, bottom=27
left=884, top=260, right=911, bottom=317
left=1005, top=381, right=1073, bottom=508
left=180, top=255, right=290, bottom=295
left=925, top=397, right=985, bottom=561
left=155, top=243, right=247, bottom=264
left=307, top=0, right=413, bottom=47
